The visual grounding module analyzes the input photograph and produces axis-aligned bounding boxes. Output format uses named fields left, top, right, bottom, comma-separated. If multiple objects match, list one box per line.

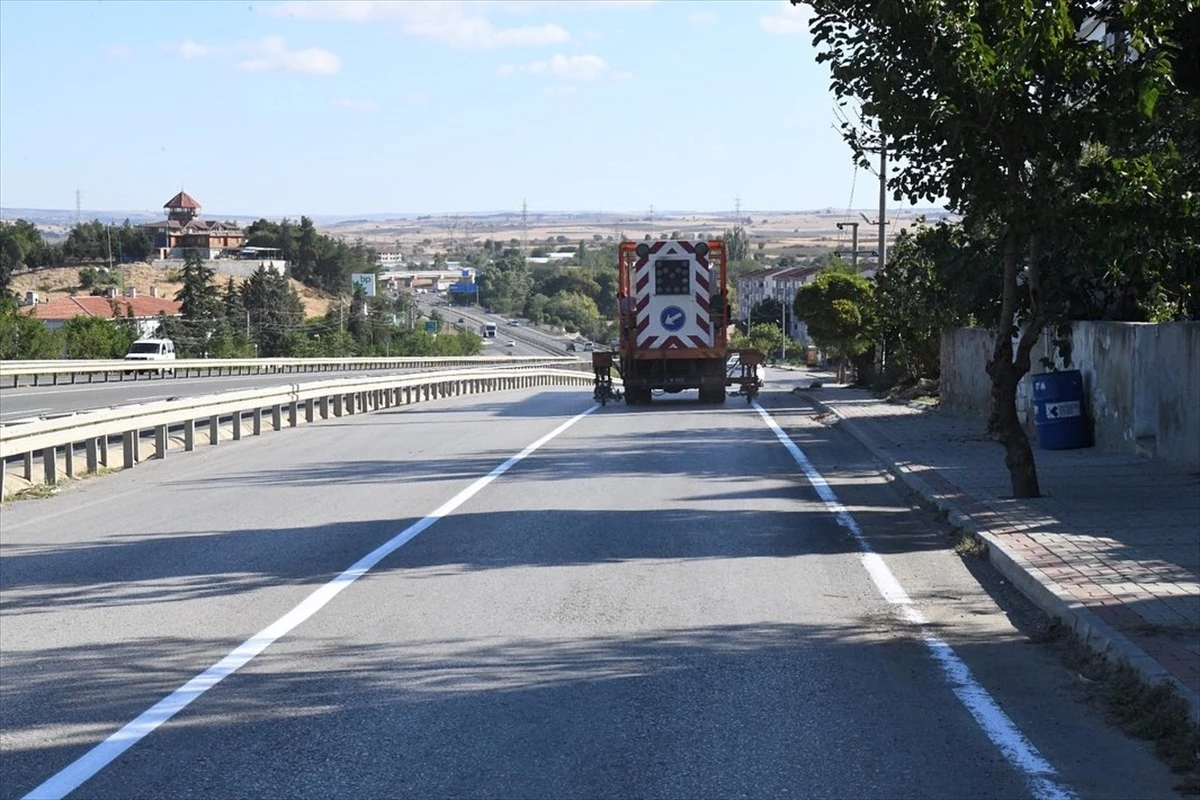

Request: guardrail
left=1, top=365, right=595, bottom=500
left=0, top=355, right=577, bottom=387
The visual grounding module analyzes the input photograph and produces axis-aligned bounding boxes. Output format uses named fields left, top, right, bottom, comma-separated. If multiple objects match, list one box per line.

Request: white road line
left=21, top=404, right=598, bottom=800
left=753, top=402, right=1075, bottom=800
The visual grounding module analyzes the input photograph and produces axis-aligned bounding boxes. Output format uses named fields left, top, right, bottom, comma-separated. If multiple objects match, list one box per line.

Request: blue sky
left=0, top=0, right=891, bottom=218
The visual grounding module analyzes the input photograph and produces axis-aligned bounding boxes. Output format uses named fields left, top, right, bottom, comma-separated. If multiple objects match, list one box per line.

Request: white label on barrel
left=1044, top=401, right=1081, bottom=419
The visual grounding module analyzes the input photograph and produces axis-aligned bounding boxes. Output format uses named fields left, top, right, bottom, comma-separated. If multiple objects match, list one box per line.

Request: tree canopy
left=801, top=0, right=1193, bottom=497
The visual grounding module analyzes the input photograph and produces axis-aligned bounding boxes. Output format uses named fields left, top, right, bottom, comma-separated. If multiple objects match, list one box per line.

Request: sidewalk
left=796, top=379, right=1200, bottom=722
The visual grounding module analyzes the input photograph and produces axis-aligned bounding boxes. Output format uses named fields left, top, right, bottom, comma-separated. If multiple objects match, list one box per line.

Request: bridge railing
left=1, top=365, right=594, bottom=499
left=0, top=355, right=578, bottom=387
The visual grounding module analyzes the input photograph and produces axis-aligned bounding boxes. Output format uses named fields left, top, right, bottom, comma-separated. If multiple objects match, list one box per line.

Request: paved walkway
left=795, top=378, right=1200, bottom=721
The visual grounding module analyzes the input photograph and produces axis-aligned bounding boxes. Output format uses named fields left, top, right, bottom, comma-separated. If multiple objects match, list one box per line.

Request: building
left=736, top=265, right=822, bottom=344
left=140, top=191, right=246, bottom=259
left=376, top=250, right=405, bottom=268
left=27, top=289, right=182, bottom=338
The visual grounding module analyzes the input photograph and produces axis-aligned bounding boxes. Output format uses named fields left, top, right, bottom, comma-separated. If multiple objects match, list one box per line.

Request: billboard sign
left=350, top=273, right=377, bottom=297
left=448, top=282, right=477, bottom=294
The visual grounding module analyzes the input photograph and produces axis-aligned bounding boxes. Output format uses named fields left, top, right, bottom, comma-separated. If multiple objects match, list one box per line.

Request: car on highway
left=506, top=340, right=516, bottom=347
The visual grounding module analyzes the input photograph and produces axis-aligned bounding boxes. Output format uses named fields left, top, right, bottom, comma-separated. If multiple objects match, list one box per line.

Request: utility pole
left=878, top=135, right=887, bottom=271
left=521, top=199, right=528, bottom=254
left=734, top=195, right=742, bottom=223
left=835, top=221, right=860, bottom=268
left=781, top=301, right=787, bottom=360
left=75, top=188, right=81, bottom=227
left=648, top=204, right=655, bottom=238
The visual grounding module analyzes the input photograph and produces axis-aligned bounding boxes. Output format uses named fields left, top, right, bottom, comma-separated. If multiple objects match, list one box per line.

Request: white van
left=124, top=338, right=176, bottom=372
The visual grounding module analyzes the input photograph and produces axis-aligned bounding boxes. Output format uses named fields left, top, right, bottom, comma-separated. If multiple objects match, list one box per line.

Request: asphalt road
left=0, top=370, right=1181, bottom=799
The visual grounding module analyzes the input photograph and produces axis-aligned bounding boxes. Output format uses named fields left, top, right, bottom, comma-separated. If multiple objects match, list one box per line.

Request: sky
left=0, top=0, right=901, bottom=219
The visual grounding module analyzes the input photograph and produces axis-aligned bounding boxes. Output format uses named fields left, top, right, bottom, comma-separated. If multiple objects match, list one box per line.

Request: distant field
left=322, top=209, right=950, bottom=256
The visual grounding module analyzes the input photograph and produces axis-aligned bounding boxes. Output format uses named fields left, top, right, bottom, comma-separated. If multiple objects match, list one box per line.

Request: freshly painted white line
left=21, top=404, right=598, bottom=800
left=753, top=401, right=1075, bottom=800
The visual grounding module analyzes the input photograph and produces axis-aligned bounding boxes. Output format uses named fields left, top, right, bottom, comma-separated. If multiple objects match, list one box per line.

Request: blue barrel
left=1031, top=370, right=1088, bottom=450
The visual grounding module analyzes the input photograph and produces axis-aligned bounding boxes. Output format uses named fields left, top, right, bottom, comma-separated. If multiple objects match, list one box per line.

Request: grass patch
left=8, top=483, right=59, bottom=501
left=1064, top=636, right=1200, bottom=792
left=952, top=530, right=988, bottom=559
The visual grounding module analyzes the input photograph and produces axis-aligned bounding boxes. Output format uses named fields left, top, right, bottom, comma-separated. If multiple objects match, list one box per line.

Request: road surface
left=0, top=370, right=1180, bottom=799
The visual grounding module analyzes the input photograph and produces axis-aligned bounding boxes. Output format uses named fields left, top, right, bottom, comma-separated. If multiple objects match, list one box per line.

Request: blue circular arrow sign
left=660, top=305, right=686, bottom=332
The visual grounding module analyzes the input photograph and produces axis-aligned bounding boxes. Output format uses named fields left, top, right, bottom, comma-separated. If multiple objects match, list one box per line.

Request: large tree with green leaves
left=793, top=269, right=874, bottom=382
left=802, top=0, right=1185, bottom=497
left=243, top=266, right=305, bottom=357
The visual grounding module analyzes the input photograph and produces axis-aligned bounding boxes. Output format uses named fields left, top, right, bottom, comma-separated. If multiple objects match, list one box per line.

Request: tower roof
left=164, top=191, right=201, bottom=210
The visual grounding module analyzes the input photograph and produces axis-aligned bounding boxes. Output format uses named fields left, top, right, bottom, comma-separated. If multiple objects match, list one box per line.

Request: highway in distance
left=0, top=370, right=1181, bottom=799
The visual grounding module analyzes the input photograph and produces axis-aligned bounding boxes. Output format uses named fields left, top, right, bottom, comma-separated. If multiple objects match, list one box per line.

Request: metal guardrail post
left=271, top=405, right=282, bottom=432
left=155, top=425, right=168, bottom=459
left=23, top=452, right=33, bottom=481
left=123, top=431, right=137, bottom=469
left=42, top=446, right=57, bottom=485
left=253, top=408, right=264, bottom=435
left=86, top=438, right=99, bottom=474
left=209, top=415, right=220, bottom=444
left=183, top=419, right=196, bottom=452
left=232, top=412, right=243, bottom=441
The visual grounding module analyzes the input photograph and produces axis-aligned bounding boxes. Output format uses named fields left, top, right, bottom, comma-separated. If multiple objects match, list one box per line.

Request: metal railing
left=1, top=365, right=594, bottom=499
left=0, top=355, right=577, bottom=387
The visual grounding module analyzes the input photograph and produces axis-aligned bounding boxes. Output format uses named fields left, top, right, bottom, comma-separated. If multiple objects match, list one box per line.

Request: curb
left=800, top=391, right=1200, bottom=725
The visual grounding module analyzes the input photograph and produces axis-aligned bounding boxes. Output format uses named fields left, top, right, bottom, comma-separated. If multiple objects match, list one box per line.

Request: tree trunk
left=987, top=353, right=1041, bottom=498
left=985, top=227, right=1043, bottom=499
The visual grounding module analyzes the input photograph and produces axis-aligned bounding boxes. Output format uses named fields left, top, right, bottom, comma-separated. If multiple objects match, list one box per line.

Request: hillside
left=10, top=263, right=335, bottom=318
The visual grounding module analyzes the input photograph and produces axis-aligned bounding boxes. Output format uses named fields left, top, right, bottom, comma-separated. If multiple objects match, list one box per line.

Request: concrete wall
left=941, top=322, right=1200, bottom=470
left=939, top=328, right=995, bottom=417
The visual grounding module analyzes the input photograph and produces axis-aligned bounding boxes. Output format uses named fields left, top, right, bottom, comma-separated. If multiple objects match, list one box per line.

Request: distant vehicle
left=457, top=317, right=465, bottom=323
left=480, top=323, right=497, bottom=338
left=124, top=338, right=176, bottom=373
left=506, top=340, right=516, bottom=347
left=581, top=341, right=594, bottom=352
left=508, top=320, right=520, bottom=327
left=566, top=342, right=577, bottom=352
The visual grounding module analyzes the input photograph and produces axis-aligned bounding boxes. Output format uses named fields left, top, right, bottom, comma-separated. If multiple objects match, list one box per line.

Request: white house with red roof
left=27, top=289, right=182, bottom=338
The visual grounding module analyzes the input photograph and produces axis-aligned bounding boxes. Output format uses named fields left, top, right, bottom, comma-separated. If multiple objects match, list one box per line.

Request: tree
left=793, top=270, right=874, bottom=383
left=175, top=252, right=220, bottom=320
left=802, top=1, right=1182, bottom=497
left=243, top=266, right=305, bottom=356
left=746, top=297, right=786, bottom=334
left=59, top=315, right=136, bottom=359
left=477, top=249, right=531, bottom=315
left=722, top=226, right=750, bottom=261
left=873, top=222, right=1002, bottom=386
left=0, top=299, right=59, bottom=359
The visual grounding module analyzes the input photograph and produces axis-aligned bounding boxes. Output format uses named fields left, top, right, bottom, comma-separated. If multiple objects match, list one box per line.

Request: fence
left=1, top=366, right=594, bottom=499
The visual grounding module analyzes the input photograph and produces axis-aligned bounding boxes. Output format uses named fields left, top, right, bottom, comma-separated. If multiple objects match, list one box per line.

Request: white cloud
left=543, top=85, right=578, bottom=96
left=172, top=40, right=213, bottom=59
left=236, top=36, right=341, bottom=74
left=688, top=11, right=718, bottom=26
left=499, top=53, right=610, bottom=80
left=166, top=36, right=340, bottom=75
left=760, top=2, right=811, bottom=35
left=336, top=98, right=378, bottom=112
left=268, top=1, right=570, bottom=49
